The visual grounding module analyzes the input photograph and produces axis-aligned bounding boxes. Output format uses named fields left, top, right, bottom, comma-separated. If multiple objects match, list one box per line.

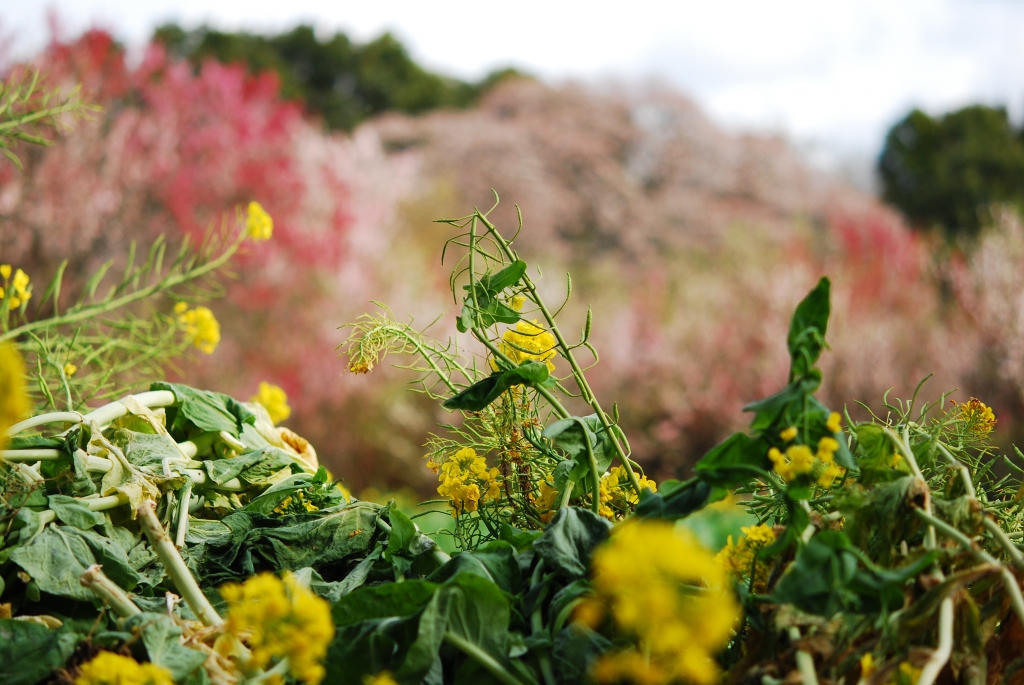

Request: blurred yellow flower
left=535, top=478, right=559, bottom=523
left=246, top=201, right=274, bottom=241
left=496, top=320, right=557, bottom=371
left=860, top=653, right=876, bottom=678
left=509, top=294, right=526, bottom=311
left=1, top=266, right=32, bottom=310
left=63, top=362, right=78, bottom=378
left=74, top=651, right=173, bottom=685
left=0, top=343, right=30, bottom=448
left=363, top=673, right=399, bottom=685
left=779, top=426, right=798, bottom=441
left=590, top=521, right=740, bottom=685
left=175, top=302, right=221, bottom=354
left=715, top=523, right=776, bottom=592
left=221, top=572, right=334, bottom=685
left=960, top=397, right=996, bottom=435
left=251, top=381, right=292, bottom=424
left=826, top=411, right=842, bottom=433
left=768, top=445, right=814, bottom=482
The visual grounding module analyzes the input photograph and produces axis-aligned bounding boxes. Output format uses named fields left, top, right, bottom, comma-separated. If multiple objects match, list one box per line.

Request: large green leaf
left=427, top=541, right=522, bottom=597
left=151, top=382, right=255, bottom=437
left=635, top=479, right=712, bottom=521
left=9, top=525, right=139, bottom=601
left=47, top=495, right=104, bottom=529
left=443, top=361, right=555, bottom=411
left=533, top=507, right=611, bottom=579
left=693, top=432, right=772, bottom=488
left=0, top=620, right=79, bottom=685
left=111, top=429, right=183, bottom=470
left=204, top=447, right=292, bottom=486
left=127, top=613, right=207, bottom=681
left=787, top=277, right=831, bottom=379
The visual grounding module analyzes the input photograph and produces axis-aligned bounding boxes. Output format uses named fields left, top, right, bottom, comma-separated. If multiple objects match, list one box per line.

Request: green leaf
left=151, top=382, right=255, bottom=437
left=0, top=620, right=79, bottom=685
left=542, top=415, right=617, bottom=489
left=533, top=507, right=611, bottom=579
left=9, top=525, right=139, bottom=600
left=112, top=430, right=183, bottom=469
left=693, top=433, right=772, bottom=488
left=428, top=541, right=522, bottom=597
left=635, top=479, right=712, bottom=521
left=204, top=447, right=292, bottom=486
left=333, top=580, right=438, bottom=627
left=742, top=373, right=822, bottom=433
left=442, top=573, right=511, bottom=663
left=47, top=495, right=104, bottom=529
left=787, top=277, right=831, bottom=378
left=443, top=361, right=554, bottom=411
left=127, top=613, right=207, bottom=681
left=481, top=260, right=528, bottom=293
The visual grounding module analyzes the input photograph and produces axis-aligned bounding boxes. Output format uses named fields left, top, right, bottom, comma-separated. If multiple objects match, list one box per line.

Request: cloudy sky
left=5, top=0, right=1024, bottom=171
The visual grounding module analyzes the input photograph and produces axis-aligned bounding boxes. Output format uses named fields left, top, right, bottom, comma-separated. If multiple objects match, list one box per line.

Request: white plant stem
left=138, top=499, right=223, bottom=626
left=916, top=597, right=953, bottom=685
left=81, top=564, right=141, bottom=618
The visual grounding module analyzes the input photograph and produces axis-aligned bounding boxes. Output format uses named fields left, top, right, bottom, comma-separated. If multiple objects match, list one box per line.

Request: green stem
left=569, top=417, right=602, bottom=515
left=475, top=212, right=641, bottom=496
left=80, top=564, right=141, bottom=618
left=0, top=232, right=244, bottom=344
left=444, top=631, right=527, bottom=685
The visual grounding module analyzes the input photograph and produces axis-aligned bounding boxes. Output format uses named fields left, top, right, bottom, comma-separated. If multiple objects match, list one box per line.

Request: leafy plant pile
left=4, top=72, right=1024, bottom=685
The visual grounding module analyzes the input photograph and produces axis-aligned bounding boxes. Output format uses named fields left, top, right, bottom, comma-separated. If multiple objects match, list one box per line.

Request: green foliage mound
left=154, top=23, right=526, bottom=131
left=879, top=104, right=1024, bottom=238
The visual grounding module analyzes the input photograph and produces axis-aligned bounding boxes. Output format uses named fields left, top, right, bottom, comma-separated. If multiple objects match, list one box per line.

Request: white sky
left=4, top=0, right=1024, bottom=165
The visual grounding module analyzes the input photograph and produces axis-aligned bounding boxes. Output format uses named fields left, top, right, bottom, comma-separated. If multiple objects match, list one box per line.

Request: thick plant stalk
left=175, top=480, right=193, bottom=548
left=917, top=597, right=953, bottom=685
left=138, top=499, right=223, bottom=626
left=81, top=564, right=141, bottom=618
left=788, top=626, right=819, bottom=685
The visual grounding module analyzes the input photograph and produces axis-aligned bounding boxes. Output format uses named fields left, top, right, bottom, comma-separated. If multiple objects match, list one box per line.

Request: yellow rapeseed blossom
left=589, top=521, right=740, bottom=685
left=251, top=381, right=292, bottom=424
left=1, top=266, right=32, bottom=310
left=860, top=653, right=876, bottom=679
left=716, top=524, right=777, bottom=592
left=246, top=201, right=274, bottom=241
left=960, top=397, right=996, bottom=435
left=435, top=447, right=502, bottom=515
left=363, top=673, right=399, bottom=685
left=0, top=343, right=30, bottom=448
left=175, top=302, right=221, bottom=354
left=509, top=295, right=526, bottom=311
left=221, top=572, right=334, bottom=685
left=496, top=320, right=557, bottom=371
left=74, top=651, right=173, bottom=685
left=273, top=490, right=319, bottom=515
left=894, top=662, right=922, bottom=685
left=598, top=466, right=657, bottom=519
left=63, top=362, right=78, bottom=378
left=768, top=445, right=814, bottom=482
left=535, top=478, right=559, bottom=523
left=780, top=426, right=798, bottom=442
left=827, top=411, right=843, bottom=433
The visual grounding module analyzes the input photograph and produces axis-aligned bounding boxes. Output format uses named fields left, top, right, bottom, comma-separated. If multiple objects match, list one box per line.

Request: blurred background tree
left=879, top=104, right=1024, bottom=239
left=153, top=24, right=525, bottom=131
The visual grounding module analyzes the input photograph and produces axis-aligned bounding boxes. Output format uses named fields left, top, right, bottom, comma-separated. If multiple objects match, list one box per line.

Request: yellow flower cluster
left=715, top=524, right=777, bottom=592
left=587, top=521, right=740, bottom=685
left=496, top=320, right=557, bottom=371
left=769, top=437, right=844, bottom=487
left=827, top=411, right=843, bottom=433
left=246, top=201, right=274, bottom=241
left=273, top=490, right=319, bottom=515
left=174, top=302, right=221, bottom=354
left=221, top=572, right=334, bottom=685
left=74, top=651, right=173, bottom=685
left=363, top=673, right=399, bottom=685
left=598, top=466, right=657, bottom=519
left=251, top=381, right=292, bottom=424
left=434, top=447, right=501, bottom=515
left=960, top=397, right=996, bottom=435
left=535, top=478, right=559, bottom=523
left=0, top=343, right=29, bottom=448
left=0, top=265, right=32, bottom=310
